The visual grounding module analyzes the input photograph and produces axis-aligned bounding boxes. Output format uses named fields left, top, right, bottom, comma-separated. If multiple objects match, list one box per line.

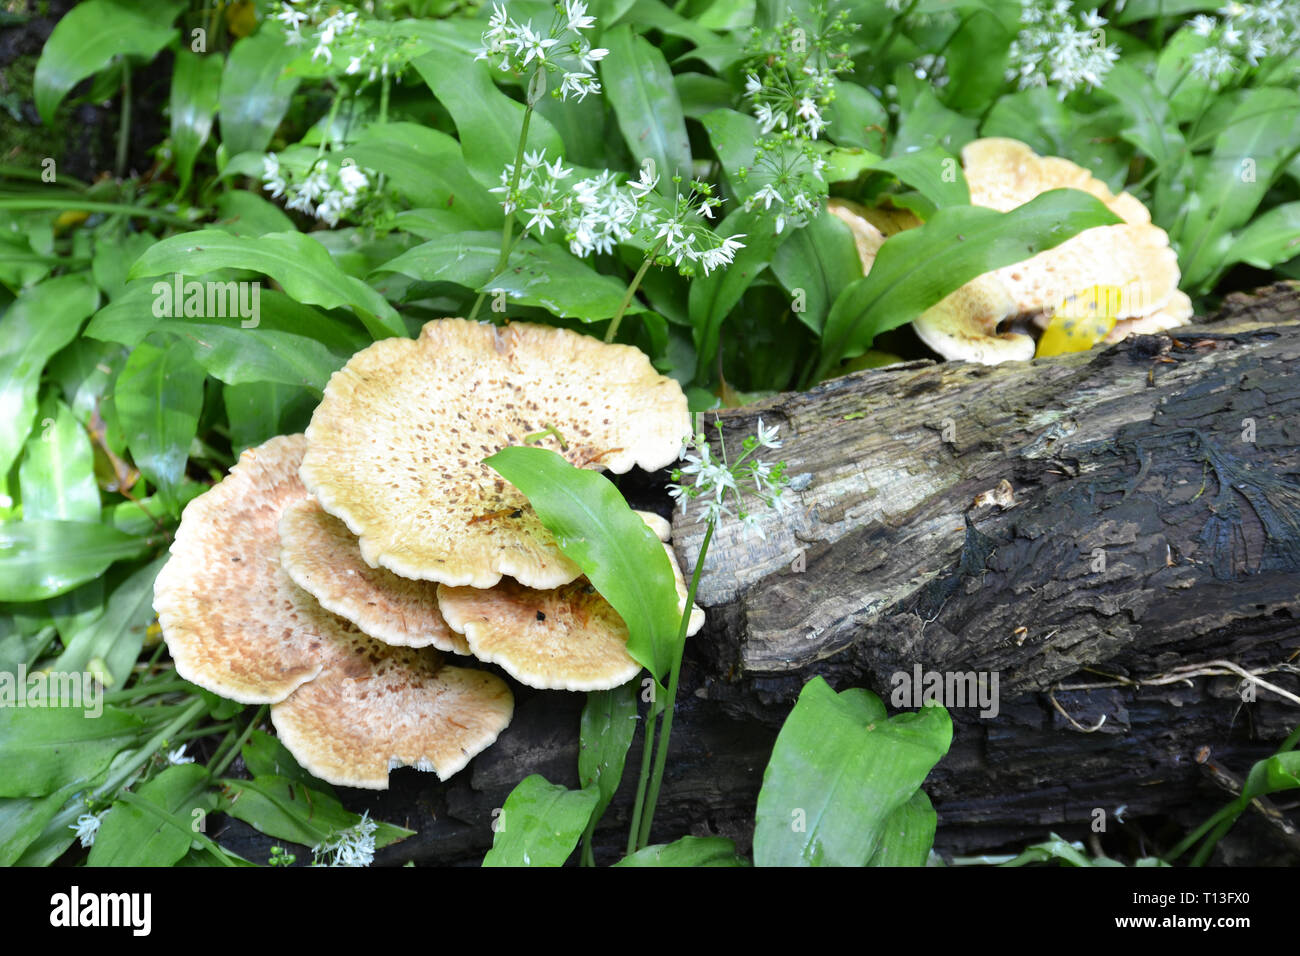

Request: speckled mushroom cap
left=271, top=639, right=514, bottom=789
left=278, top=496, right=470, bottom=655
left=153, top=433, right=513, bottom=787
left=437, top=541, right=705, bottom=692
left=911, top=273, right=1034, bottom=365
left=153, top=434, right=333, bottom=704
left=960, top=138, right=1184, bottom=324
left=300, top=318, right=691, bottom=590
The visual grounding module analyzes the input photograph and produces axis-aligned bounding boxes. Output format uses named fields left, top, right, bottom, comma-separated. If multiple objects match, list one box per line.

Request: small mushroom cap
left=278, top=496, right=470, bottom=655
left=301, top=318, right=691, bottom=589
left=827, top=198, right=888, bottom=270
left=635, top=510, right=672, bottom=542
left=911, top=273, right=1035, bottom=365
left=437, top=542, right=705, bottom=692
left=961, top=138, right=1182, bottom=322
left=154, top=435, right=331, bottom=704
left=271, top=639, right=514, bottom=789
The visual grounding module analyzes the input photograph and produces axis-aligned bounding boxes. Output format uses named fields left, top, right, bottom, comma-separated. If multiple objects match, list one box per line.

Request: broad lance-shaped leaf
left=0, top=781, right=84, bottom=866
left=218, top=29, right=300, bottom=157
left=578, top=682, right=639, bottom=835
left=601, top=25, right=692, bottom=186
left=865, top=145, right=970, bottom=210
left=88, top=763, right=215, bottom=867
left=0, top=706, right=146, bottom=799
left=33, top=0, right=185, bottom=124
left=217, top=775, right=411, bottom=851
left=1225, top=202, right=1300, bottom=272
left=171, top=49, right=223, bottom=191
left=19, top=397, right=99, bottom=523
left=486, top=447, right=682, bottom=681
left=482, top=774, right=599, bottom=867
left=769, top=211, right=863, bottom=336
left=615, top=835, right=749, bottom=867
left=812, top=188, right=1121, bottom=383
left=0, top=521, right=150, bottom=603
left=115, top=340, right=205, bottom=512
left=0, top=274, right=100, bottom=477
left=127, top=230, right=404, bottom=340
left=753, top=677, right=952, bottom=867
left=866, top=788, right=937, bottom=866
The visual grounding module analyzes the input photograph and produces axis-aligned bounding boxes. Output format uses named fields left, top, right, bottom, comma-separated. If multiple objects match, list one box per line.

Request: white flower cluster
left=1186, top=2, right=1299, bottom=88
left=492, top=152, right=746, bottom=276
left=275, top=1, right=411, bottom=82
left=476, top=0, right=608, bottom=102
left=263, top=153, right=373, bottom=227
left=738, top=9, right=854, bottom=235
left=668, top=418, right=789, bottom=536
left=70, top=809, right=106, bottom=848
left=312, top=811, right=378, bottom=867
left=1006, top=1, right=1120, bottom=97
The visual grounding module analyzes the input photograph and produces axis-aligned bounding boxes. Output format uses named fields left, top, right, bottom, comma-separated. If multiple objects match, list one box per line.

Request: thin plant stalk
left=636, top=522, right=713, bottom=850
left=625, top=698, right=662, bottom=856
left=116, top=62, right=132, bottom=179
left=605, top=237, right=665, bottom=343
left=468, top=100, right=536, bottom=323
left=210, top=704, right=268, bottom=778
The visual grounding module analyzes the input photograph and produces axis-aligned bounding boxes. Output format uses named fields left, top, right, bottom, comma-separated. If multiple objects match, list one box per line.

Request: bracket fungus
left=153, top=434, right=514, bottom=788
left=300, top=318, right=691, bottom=589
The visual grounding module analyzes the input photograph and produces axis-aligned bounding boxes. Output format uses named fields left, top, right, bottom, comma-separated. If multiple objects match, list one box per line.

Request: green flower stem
left=469, top=98, right=536, bottom=323
left=625, top=697, right=662, bottom=856
left=209, top=704, right=268, bottom=779
left=604, top=238, right=666, bottom=344
left=0, top=198, right=196, bottom=228
left=636, top=520, right=714, bottom=850
left=102, top=679, right=194, bottom=704
left=116, top=61, right=132, bottom=179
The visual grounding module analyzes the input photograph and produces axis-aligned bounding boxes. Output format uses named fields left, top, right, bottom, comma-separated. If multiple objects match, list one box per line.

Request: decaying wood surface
left=215, top=283, right=1300, bottom=866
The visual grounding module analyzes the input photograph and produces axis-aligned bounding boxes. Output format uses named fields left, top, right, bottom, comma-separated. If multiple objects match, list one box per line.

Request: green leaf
left=378, top=233, right=638, bottom=322
left=892, top=86, right=978, bottom=157
left=826, top=81, right=889, bottom=153
left=769, top=213, right=862, bottom=335
left=218, top=775, right=412, bottom=851
left=171, top=50, right=223, bottom=191
left=701, top=108, right=761, bottom=202
left=127, top=229, right=404, bottom=340
left=1225, top=202, right=1300, bottom=271
left=0, top=275, right=100, bottom=476
left=0, top=521, right=150, bottom=602
left=867, top=146, right=970, bottom=210
left=212, top=190, right=296, bottom=237
left=753, top=677, right=952, bottom=867
left=218, top=29, right=301, bottom=156
left=1101, top=61, right=1184, bottom=181
left=941, top=8, right=1012, bottom=112
left=223, top=381, right=317, bottom=456
left=814, top=189, right=1121, bottom=382
left=615, top=835, right=748, bottom=866
left=88, top=763, right=214, bottom=866
left=19, top=397, right=100, bottom=522
left=114, top=340, right=205, bottom=510
left=486, top=447, right=680, bottom=680
left=0, top=782, right=83, bottom=866
left=578, top=682, right=638, bottom=832
left=602, top=25, right=692, bottom=183
left=482, top=774, right=599, bottom=867
left=412, top=51, right=564, bottom=189
left=0, top=706, right=145, bottom=798
left=981, top=87, right=1128, bottom=191
left=240, top=730, right=334, bottom=791
left=1176, top=88, right=1300, bottom=292
left=50, top=555, right=167, bottom=690
left=689, top=207, right=780, bottom=379
left=339, top=123, right=501, bottom=229
left=866, top=788, right=937, bottom=866
left=33, top=0, right=184, bottom=124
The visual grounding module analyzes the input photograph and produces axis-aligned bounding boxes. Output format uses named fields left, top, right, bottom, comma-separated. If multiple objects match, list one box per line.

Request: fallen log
left=213, top=283, right=1300, bottom=866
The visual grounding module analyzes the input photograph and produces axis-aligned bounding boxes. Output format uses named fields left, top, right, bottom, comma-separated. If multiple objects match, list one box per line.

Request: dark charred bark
left=214, top=283, right=1300, bottom=866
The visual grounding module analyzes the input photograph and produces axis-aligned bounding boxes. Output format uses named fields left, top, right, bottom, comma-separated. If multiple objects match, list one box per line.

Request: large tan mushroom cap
left=301, top=318, right=691, bottom=590
left=154, top=435, right=334, bottom=704
left=271, top=640, right=514, bottom=789
left=1103, top=290, right=1195, bottom=344
left=960, top=138, right=1182, bottom=323
left=437, top=542, right=705, bottom=692
left=278, top=496, right=470, bottom=655
left=911, top=273, right=1035, bottom=365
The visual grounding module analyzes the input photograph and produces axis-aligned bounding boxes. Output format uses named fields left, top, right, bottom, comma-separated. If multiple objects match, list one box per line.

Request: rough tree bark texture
left=216, top=284, right=1300, bottom=866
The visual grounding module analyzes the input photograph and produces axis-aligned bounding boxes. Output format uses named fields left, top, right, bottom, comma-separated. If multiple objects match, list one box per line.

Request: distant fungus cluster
left=830, top=136, right=1193, bottom=365
left=155, top=318, right=700, bottom=789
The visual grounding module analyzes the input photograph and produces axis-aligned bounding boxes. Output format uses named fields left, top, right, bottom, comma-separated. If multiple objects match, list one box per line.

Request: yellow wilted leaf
left=225, top=0, right=258, bottom=38
left=1035, top=284, right=1129, bottom=358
